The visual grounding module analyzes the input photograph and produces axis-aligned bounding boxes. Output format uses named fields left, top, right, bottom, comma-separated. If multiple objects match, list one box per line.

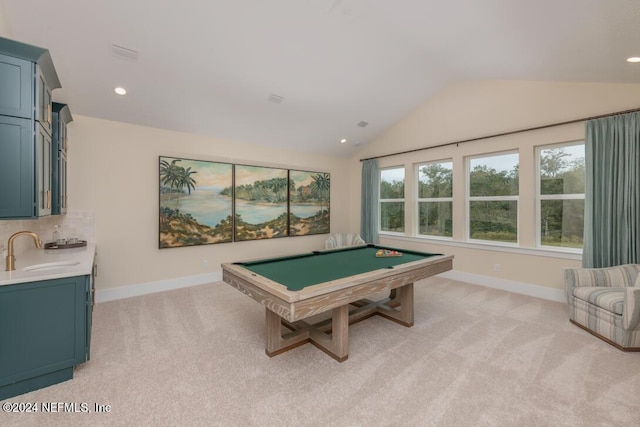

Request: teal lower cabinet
left=0, top=275, right=92, bottom=400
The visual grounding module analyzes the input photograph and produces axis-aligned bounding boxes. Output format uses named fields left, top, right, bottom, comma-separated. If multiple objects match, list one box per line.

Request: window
left=417, top=160, right=452, bottom=237
left=468, top=152, right=519, bottom=243
left=379, top=167, right=405, bottom=232
left=537, top=142, right=585, bottom=249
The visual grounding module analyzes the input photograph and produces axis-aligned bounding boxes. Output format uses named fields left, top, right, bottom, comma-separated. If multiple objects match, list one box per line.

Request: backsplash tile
left=0, top=211, right=95, bottom=257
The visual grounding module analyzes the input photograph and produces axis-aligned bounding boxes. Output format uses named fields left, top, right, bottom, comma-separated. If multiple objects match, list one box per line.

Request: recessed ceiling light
left=114, top=87, right=127, bottom=95
left=627, top=57, right=640, bottom=63
left=340, top=138, right=347, bottom=144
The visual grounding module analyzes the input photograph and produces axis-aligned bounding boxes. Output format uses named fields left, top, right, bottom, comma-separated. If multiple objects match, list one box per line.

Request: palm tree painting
left=230, top=165, right=289, bottom=241
left=289, top=170, right=330, bottom=236
left=159, top=156, right=233, bottom=248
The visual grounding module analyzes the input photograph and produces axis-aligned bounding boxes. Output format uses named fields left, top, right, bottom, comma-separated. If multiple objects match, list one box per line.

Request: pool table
left=221, top=244, right=453, bottom=362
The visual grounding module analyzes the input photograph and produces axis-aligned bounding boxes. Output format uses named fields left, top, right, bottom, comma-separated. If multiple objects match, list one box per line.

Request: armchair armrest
left=623, top=287, right=640, bottom=330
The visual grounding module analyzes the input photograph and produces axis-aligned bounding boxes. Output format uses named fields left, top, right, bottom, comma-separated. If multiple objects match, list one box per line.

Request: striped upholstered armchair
left=564, top=264, right=640, bottom=350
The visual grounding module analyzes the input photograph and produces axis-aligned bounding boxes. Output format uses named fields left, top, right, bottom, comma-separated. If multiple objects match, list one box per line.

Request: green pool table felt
left=238, top=245, right=441, bottom=291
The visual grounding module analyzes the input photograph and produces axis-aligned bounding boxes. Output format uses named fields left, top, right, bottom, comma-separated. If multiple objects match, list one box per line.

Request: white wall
left=0, top=3, right=10, bottom=37
left=67, top=116, right=351, bottom=293
left=350, top=80, right=640, bottom=294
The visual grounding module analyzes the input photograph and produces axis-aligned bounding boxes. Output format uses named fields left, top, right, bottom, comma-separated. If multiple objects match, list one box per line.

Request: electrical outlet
left=494, top=264, right=501, bottom=272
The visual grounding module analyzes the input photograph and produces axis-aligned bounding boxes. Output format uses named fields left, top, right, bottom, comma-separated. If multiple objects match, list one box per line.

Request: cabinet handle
left=47, top=190, right=51, bottom=209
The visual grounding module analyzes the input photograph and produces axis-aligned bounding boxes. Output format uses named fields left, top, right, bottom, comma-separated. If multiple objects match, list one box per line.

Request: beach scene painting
left=159, top=156, right=233, bottom=248
left=289, top=170, right=330, bottom=236
left=231, top=165, right=289, bottom=241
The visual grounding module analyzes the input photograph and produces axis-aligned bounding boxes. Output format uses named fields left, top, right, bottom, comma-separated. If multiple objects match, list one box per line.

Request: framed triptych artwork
left=159, top=157, right=330, bottom=248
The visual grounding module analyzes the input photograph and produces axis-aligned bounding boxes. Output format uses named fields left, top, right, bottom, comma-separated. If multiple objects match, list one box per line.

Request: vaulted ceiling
left=2, top=0, right=639, bottom=157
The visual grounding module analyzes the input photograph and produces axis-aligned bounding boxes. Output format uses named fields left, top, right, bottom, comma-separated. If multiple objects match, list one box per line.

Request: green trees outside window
left=538, top=144, right=585, bottom=248
left=418, top=161, right=453, bottom=237
left=380, top=168, right=405, bottom=232
left=468, top=153, right=519, bottom=243
left=376, top=142, right=584, bottom=252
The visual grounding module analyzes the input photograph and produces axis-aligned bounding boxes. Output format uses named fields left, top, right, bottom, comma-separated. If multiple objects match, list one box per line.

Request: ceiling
left=2, top=0, right=639, bottom=157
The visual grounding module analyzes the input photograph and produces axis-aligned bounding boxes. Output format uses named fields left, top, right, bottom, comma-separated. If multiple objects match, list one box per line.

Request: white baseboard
left=95, top=269, right=565, bottom=304
left=438, top=270, right=566, bottom=303
left=95, top=272, right=222, bottom=303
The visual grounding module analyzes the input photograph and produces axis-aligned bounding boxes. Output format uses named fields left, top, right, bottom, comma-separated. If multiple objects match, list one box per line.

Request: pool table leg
left=376, top=283, right=414, bottom=327
left=265, top=309, right=310, bottom=358
left=264, top=306, right=350, bottom=362
left=309, top=305, right=349, bottom=362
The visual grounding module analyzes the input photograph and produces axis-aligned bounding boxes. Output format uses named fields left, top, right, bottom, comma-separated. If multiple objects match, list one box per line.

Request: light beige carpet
left=3, top=277, right=640, bottom=426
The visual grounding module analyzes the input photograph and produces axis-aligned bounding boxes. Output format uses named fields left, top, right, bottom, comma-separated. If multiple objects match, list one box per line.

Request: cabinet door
left=60, top=150, right=68, bottom=213
left=61, top=117, right=68, bottom=152
left=36, top=122, right=51, bottom=216
left=35, top=68, right=52, bottom=134
left=0, top=54, right=33, bottom=119
left=0, top=116, right=35, bottom=218
left=52, top=149, right=67, bottom=215
left=0, top=277, right=83, bottom=388
left=84, top=272, right=94, bottom=362
left=51, top=111, right=61, bottom=214
left=51, top=104, right=71, bottom=215
left=51, top=108, right=69, bottom=215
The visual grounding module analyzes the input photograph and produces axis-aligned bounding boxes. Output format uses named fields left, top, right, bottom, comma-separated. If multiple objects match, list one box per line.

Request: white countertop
left=0, top=243, right=96, bottom=286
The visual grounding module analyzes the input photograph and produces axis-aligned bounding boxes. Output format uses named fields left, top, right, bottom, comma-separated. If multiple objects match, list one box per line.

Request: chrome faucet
left=5, top=231, right=43, bottom=271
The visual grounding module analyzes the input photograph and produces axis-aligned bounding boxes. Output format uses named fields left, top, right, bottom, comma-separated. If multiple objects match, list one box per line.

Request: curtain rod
left=360, top=106, right=640, bottom=162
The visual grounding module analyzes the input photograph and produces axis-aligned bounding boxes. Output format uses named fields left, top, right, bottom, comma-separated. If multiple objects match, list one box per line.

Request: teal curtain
left=583, top=111, right=640, bottom=267
left=361, top=159, right=379, bottom=244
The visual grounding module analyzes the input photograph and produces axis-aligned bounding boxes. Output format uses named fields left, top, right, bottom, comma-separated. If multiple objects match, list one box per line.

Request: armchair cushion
left=573, top=287, right=624, bottom=315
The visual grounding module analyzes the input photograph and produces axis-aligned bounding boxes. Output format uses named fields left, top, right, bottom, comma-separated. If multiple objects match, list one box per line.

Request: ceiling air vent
left=111, top=44, right=139, bottom=61
left=267, top=93, right=284, bottom=104
left=357, top=121, right=368, bottom=128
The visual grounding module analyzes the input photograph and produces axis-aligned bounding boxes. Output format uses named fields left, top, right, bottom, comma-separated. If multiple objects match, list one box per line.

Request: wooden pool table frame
left=221, top=249, right=453, bottom=362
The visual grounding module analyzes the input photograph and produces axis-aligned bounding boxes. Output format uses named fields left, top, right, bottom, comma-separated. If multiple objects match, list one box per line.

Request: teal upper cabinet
left=36, top=122, right=52, bottom=216
left=36, top=68, right=54, bottom=134
left=0, top=36, right=62, bottom=218
left=0, top=37, right=60, bottom=121
left=52, top=103, right=73, bottom=215
left=0, top=116, right=34, bottom=217
left=0, top=55, right=33, bottom=118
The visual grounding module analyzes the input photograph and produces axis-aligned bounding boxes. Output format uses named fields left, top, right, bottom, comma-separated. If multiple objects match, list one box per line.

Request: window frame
left=379, top=166, right=406, bottom=235
left=466, top=150, right=520, bottom=245
left=535, top=140, right=585, bottom=253
left=415, top=159, right=453, bottom=239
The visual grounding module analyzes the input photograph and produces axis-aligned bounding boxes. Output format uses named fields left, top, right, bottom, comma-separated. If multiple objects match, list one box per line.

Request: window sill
left=378, top=233, right=582, bottom=261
